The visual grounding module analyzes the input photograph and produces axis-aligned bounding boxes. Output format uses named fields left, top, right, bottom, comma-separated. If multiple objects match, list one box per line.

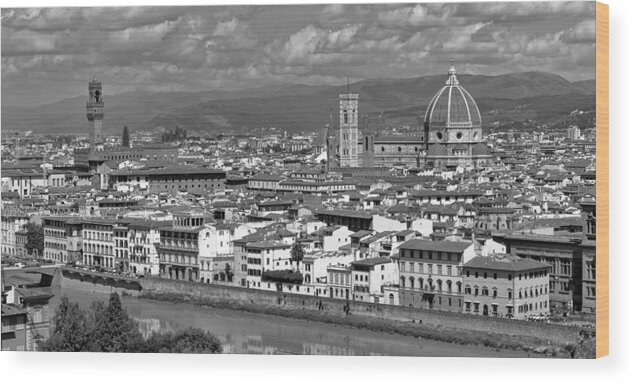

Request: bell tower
left=339, top=83, right=359, bottom=167
left=86, top=76, right=104, bottom=148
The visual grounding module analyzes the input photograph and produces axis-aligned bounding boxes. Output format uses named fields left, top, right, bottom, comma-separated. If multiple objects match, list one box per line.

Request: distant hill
left=1, top=71, right=596, bottom=136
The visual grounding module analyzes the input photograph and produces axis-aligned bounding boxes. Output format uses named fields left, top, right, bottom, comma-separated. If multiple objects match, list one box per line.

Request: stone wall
left=59, top=268, right=141, bottom=297
left=140, top=277, right=581, bottom=345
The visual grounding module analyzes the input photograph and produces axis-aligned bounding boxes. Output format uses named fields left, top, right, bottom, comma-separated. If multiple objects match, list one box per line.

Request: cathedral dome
left=423, top=62, right=482, bottom=129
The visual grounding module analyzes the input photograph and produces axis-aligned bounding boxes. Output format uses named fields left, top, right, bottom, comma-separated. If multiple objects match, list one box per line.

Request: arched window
left=418, top=278, right=424, bottom=290
left=437, top=279, right=443, bottom=292
left=409, top=276, right=415, bottom=289
left=400, top=276, right=406, bottom=287
left=446, top=280, right=452, bottom=293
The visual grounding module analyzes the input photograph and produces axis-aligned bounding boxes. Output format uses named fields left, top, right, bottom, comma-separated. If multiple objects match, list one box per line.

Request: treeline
left=159, top=126, right=187, bottom=143
left=38, top=293, right=222, bottom=354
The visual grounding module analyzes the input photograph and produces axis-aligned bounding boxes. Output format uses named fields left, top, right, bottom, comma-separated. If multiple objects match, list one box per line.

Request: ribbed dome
left=424, top=63, right=482, bottom=129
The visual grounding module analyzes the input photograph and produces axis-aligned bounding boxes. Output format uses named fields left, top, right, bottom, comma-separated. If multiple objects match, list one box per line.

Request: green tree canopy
left=25, top=222, right=44, bottom=257
left=38, top=293, right=222, bottom=354
left=290, top=241, right=305, bottom=271
left=39, top=297, right=89, bottom=352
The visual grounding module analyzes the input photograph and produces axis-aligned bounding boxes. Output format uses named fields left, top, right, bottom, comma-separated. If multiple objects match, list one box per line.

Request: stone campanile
left=339, top=91, right=359, bottom=167
left=86, top=76, right=104, bottom=148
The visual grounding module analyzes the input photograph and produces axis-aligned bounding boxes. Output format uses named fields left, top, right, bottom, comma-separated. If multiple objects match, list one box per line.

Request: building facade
left=1, top=211, right=28, bottom=257
left=398, top=239, right=476, bottom=312
left=462, top=254, right=550, bottom=319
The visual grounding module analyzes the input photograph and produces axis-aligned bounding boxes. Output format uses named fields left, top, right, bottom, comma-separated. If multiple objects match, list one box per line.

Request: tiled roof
left=400, top=239, right=472, bottom=253
left=464, top=255, right=550, bottom=272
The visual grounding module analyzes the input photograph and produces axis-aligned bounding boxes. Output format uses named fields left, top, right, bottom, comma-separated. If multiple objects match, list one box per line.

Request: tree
left=122, top=125, right=130, bottom=148
left=88, top=293, right=144, bottom=352
left=224, top=263, right=233, bottom=282
left=37, top=294, right=222, bottom=354
left=290, top=241, right=305, bottom=272
left=38, top=296, right=89, bottom=352
left=25, top=222, right=44, bottom=257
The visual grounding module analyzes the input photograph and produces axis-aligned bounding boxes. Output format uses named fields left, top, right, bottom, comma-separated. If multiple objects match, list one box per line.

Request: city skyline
left=2, top=2, right=596, bottom=107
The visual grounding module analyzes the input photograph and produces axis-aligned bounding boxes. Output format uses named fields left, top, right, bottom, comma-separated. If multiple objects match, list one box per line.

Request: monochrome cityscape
left=1, top=2, right=597, bottom=357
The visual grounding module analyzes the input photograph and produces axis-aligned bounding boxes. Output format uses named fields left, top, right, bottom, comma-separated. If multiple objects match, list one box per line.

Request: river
left=46, top=286, right=534, bottom=357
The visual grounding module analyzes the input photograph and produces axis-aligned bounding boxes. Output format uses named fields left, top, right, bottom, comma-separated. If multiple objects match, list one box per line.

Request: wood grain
left=595, top=1, right=609, bottom=359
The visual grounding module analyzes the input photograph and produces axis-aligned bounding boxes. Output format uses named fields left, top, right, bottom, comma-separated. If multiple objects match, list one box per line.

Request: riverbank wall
left=57, top=268, right=142, bottom=297
left=140, top=277, right=583, bottom=354
left=53, top=268, right=588, bottom=355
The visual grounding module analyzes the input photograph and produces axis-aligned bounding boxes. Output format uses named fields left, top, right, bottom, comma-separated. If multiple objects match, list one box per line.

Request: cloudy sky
left=2, top=2, right=596, bottom=107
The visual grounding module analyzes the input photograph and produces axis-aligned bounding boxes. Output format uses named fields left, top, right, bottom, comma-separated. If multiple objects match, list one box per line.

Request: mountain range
left=1, top=72, right=595, bottom=136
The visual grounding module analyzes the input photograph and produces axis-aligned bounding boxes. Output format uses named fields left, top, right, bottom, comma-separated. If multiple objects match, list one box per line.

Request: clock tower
left=86, top=76, right=104, bottom=148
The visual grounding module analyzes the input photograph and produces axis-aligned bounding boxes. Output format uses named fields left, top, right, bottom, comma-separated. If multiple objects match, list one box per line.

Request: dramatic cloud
left=2, top=2, right=596, bottom=106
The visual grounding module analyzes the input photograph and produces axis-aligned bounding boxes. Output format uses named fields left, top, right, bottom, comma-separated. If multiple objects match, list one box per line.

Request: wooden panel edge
left=595, top=0, right=609, bottom=359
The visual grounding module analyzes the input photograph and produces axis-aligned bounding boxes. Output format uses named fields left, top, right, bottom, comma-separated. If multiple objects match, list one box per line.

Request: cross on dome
left=446, top=59, right=459, bottom=86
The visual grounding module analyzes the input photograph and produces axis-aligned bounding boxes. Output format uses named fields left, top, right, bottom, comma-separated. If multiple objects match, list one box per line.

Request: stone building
left=398, top=239, right=476, bottom=313
left=339, top=92, right=359, bottom=167
left=421, top=61, right=492, bottom=168
left=86, top=76, right=104, bottom=148
left=327, top=62, right=492, bottom=170
left=462, top=254, right=551, bottom=320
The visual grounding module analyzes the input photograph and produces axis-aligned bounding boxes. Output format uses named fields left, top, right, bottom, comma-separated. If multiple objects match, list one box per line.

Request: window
left=586, top=261, right=596, bottom=280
